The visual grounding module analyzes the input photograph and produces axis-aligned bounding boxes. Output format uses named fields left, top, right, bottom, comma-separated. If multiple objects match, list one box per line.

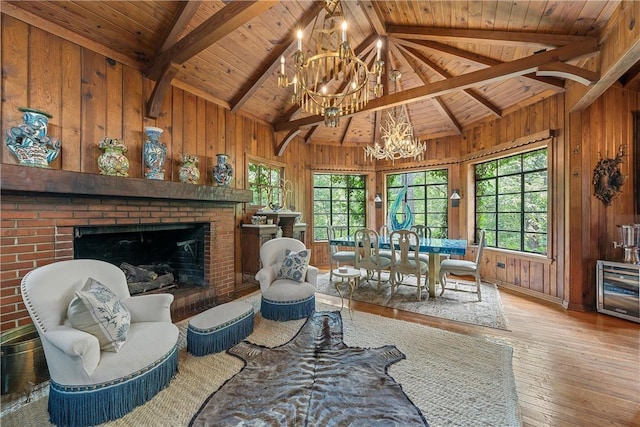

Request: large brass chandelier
left=364, top=70, right=426, bottom=163
left=278, top=0, right=384, bottom=128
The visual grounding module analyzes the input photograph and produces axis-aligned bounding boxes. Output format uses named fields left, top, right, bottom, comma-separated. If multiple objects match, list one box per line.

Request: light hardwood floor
left=309, top=282, right=640, bottom=427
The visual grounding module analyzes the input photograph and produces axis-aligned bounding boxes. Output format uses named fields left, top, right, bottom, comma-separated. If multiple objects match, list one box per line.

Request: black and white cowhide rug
left=189, top=311, right=428, bottom=426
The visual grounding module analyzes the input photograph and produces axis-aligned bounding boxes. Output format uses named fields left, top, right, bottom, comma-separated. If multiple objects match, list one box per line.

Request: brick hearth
left=0, top=193, right=238, bottom=331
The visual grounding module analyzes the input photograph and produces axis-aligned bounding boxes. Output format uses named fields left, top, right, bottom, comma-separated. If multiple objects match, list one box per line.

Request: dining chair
left=354, top=228, right=391, bottom=290
left=327, top=225, right=356, bottom=281
left=439, top=230, right=486, bottom=301
left=378, top=224, right=392, bottom=260
left=409, top=225, right=431, bottom=263
left=389, top=229, right=429, bottom=301
left=410, top=224, right=431, bottom=239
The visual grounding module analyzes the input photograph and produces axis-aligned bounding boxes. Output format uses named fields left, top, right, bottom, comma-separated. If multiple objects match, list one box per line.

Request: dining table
left=329, top=235, right=468, bottom=298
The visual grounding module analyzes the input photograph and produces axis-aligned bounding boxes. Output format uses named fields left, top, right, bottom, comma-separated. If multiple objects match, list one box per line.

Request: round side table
left=332, top=267, right=363, bottom=313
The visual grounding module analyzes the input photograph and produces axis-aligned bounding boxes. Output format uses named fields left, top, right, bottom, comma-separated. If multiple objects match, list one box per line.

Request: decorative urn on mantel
left=4, top=107, right=61, bottom=168
left=98, top=137, right=129, bottom=177
left=179, top=154, right=200, bottom=184
left=212, top=153, right=233, bottom=186
left=143, top=126, right=167, bottom=180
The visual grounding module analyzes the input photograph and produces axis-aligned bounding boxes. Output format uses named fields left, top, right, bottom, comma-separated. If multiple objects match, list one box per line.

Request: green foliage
left=313, top=173, right=366, bottom=241
left=248, top=162, right=282, bottom=206
left=474, top=148, right=548, bottom=254
left=387, top=169, right=448, bottom=235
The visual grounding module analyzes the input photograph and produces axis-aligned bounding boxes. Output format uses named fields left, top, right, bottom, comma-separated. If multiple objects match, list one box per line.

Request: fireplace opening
left=74, top=223, right=207, bottom=293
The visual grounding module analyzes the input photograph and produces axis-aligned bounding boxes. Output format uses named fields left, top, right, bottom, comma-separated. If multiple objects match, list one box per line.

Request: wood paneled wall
left=309, top=89, right=638, bottom=308
left=2, top=14, right=638, bottom=310
left=566, top=86, right=640, bottom=309
left=0, top=15, right=314, bottom=287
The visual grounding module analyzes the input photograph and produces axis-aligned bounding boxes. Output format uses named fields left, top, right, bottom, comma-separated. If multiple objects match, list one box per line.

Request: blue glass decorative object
left=388, top=187, right=414, bottom=231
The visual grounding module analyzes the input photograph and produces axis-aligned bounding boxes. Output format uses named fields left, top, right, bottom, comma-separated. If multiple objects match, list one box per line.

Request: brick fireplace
left=0, top=165, right=252, bottom=331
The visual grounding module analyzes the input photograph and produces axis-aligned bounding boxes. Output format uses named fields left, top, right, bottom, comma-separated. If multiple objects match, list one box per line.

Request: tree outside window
left=248, top=162, right=282, bottom=207
left=313, top=174, right=366, bottom=241
left=475, top=148, right=548, bottom=254
left=386, top=169, right=448, bottom=238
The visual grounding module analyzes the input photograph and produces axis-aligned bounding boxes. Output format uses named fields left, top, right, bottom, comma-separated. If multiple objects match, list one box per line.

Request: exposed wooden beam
left=429, top=98, right=462, bottom=134
left=230, top=2, right=325, bottom=113
left=276, top=130, right=301, bottom=157
left=146, top=62, right=180, bottom=118
left=389, top=43, right=462, bottom=134
left=358, top=0, right=387, bottom=36
left=158, top=1, right=202, bottom=53
left=387, top=25, right=594, bottom=48
left=146, top=1, right=277, bottom=79
left=568, top=1, right=640, bottom=112
left=619, top=60, right=640, bottom=88
left=394, top=37, right=567, bottom=90
left=339, top=116, right=354, bottom=145
left=536, top=63, right=599, bottom=86
left=397, top=44, right=502, bottom=119
left=275, top=39, right=600, bottom=131
left=303, top=126, right=320, bottom=144
left=144, top=1, right=276, bottom=119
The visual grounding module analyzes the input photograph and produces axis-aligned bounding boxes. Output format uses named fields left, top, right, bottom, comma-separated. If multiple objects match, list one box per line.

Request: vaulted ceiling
left=7, top=0, right=635, bottom=150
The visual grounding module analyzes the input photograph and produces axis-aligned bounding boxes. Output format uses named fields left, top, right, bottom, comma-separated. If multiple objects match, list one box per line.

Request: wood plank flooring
left=233, top=272, right=639, bottom=426
left=311, top=286, right=640, bottom=427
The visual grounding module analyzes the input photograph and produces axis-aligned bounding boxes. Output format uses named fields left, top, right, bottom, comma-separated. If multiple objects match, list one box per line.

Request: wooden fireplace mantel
left=0, top=164, right=253, bottom=204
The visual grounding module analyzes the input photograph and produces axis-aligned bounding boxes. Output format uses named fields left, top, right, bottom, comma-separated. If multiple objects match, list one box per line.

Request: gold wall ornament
left=592, top=145, right=627, bottom=206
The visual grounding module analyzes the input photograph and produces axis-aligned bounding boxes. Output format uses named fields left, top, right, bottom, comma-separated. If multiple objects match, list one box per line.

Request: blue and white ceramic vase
left=143, top=126, right=167, bottom=180
left=98, top=137, right=129, bottom=177
left=212, top=153, right=233, bottom=186
left=4, top=107, right=61, bottom=167
left=179, top=154, right=200, bottom=184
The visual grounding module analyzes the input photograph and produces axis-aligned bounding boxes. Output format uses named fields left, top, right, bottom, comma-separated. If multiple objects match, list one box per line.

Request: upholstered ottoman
left=187, top=301, right=254, bottom=356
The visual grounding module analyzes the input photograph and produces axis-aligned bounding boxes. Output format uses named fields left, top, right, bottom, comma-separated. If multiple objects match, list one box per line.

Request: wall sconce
left=374, top=193, right=383, bottom=209
left=450, top=189, right=461, bottom=208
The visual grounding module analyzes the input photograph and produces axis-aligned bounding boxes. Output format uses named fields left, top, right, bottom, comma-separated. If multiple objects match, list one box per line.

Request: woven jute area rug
left=1, top=296, right=520, bottom=427
left=316, top=271, right=510, bottom=330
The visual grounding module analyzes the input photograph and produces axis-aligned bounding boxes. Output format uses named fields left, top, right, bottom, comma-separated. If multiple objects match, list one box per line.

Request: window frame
left=246, top=156, right=286, bottom=208
left=312, top=172, right=368, bottom=242
left=472, top=145, right=550, bottom=256
left=385, top=168, right=449, bottom=238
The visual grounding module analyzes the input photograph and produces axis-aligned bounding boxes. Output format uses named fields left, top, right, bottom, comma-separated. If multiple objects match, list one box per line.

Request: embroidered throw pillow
left=277, top=249, right=311, bottom=282
left=67, top=277, right=131, bottom=352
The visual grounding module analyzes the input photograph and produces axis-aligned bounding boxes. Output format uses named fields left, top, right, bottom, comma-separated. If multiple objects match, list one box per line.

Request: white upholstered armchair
left=255, top=237, right=318, bottom=321
left=21, top=259, right=179, bottom=426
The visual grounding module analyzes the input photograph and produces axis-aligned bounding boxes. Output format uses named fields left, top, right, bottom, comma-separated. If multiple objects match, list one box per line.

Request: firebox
left=74, top=223, right=207, bottom=291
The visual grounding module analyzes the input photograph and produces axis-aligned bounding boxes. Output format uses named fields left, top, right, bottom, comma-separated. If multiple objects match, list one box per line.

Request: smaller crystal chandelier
left=278, top=0, right=384, bottom=128
left=364, top=70, right=426, bottom=163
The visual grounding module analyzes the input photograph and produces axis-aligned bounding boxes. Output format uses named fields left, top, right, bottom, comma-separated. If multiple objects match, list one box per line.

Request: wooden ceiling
left=6, top=1, right=630, bottom=147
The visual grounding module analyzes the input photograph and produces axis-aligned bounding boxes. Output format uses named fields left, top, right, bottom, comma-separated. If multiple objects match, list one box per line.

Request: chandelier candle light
left=364, top=70, right=427, bottom=163
left=278, top=0, right=384, bottom=128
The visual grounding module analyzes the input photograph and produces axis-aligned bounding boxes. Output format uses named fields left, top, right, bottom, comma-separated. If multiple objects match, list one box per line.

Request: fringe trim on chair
left=261, top=295, right=315, bottom=321
left=187, top=310, right=254, bottom=356
left=48, top=344, right=179, bottom=427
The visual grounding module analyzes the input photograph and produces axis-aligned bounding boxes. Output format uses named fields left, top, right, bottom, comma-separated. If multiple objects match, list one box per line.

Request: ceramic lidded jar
left=98, top=137, right=129, bottom=176
left=212, top=153, right=233, bottom=186
left=179, top=154, right=200, bottom=184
